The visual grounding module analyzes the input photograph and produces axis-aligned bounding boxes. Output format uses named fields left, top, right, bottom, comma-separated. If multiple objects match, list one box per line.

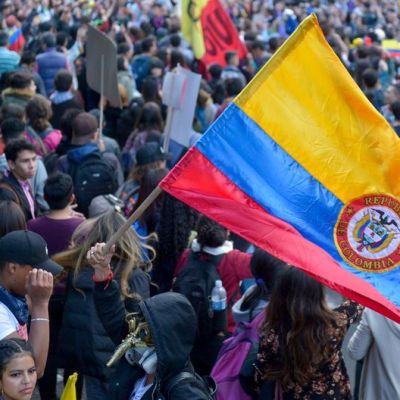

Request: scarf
left=0, top=286, right=29, bottom=325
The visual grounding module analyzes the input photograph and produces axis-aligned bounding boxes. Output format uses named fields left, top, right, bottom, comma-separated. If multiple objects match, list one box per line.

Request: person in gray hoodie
left=232, top=248, right=287, bottom=324
left=347, top=308, right=400, bottom=400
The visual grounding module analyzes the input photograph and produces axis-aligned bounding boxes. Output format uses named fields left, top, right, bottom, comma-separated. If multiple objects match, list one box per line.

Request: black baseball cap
left=0, top=231, right=63, bottom=276
left=136, top=142, right=171, bottom=166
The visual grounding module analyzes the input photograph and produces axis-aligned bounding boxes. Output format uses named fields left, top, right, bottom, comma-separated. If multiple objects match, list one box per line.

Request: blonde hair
left=53, top=212, right=155, bottom=298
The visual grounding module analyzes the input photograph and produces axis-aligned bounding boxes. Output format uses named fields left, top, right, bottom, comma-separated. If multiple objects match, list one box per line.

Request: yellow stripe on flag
left=234, top=15, right=400, bottom=203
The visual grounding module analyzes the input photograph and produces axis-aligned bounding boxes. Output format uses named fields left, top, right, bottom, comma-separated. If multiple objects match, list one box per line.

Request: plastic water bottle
left=211, top=280, right=227, bottom=311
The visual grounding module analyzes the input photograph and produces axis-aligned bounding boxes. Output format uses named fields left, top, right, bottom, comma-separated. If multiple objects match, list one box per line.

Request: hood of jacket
left=232, top=285, right=268, bottom=324
left=139, top=292, right=197, bottom=380
left=66, top=142, right=99, bottom=164
left=2, top=87, right=34, bottom=100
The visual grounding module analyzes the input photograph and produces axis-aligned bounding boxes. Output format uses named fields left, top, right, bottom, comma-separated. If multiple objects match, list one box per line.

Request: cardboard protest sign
left=86, top=25, right=122, bottom=108
left=162, top=66, right=201, bottom=148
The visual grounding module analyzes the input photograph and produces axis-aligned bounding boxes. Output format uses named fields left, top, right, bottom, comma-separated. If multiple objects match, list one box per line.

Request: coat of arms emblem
left=334, top=194, right=400, bottom=273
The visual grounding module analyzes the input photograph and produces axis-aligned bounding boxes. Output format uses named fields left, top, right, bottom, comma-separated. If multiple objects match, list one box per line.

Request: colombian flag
left=161, top=15, right=400, bottom=322
left=382, top=39, right=400, bottom=58
left=181, top=0, right=247, bottom=66
left=8, top=28, right=25, bottom=53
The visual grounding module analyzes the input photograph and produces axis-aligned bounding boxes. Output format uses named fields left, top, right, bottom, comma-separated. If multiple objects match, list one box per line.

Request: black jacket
left=58, top=266, right=150, bottom=380
left=94, top=282, right=211, bottom=400
left=0, top=173, right=37, bottom=220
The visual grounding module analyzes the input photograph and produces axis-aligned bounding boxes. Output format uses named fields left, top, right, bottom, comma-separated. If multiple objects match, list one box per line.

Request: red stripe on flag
left=160, top=147, right=400, bottom=322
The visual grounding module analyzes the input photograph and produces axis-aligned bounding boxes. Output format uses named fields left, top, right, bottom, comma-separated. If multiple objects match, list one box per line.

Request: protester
left=221, top=50, right=247, bottom=87
left=27, top=172, right=84, bottom=255
left=27, top=172, right=84, bottom=400
left=36, top=32, right=69, bottom=96
left=25, top=94, right=62, bottom=155
left=0, top=338, right=37, bottom=400
left=152, top=193, right=198, bottom=292
left=232, top=248, right=287, bottom=324
left=56, top=112, right=122, bottom=215
left=0, top=230, right=62, bottom=378
left=347, top=308, right=400, bottom=400
left=0, top=31, right=20, bottom=76
left=122, top=102, right=164, bottom=174
left=1, top=72, right=36, bottom=109
left=18, top=50, right=46, bottom=97
left=174, top=216, right=252, bottom=375
left=0, top=200, right=26, bottom=238
left=0, top=1, right=397, bottom=398
left=0, top=118, right=49, bottom=213
left=254, top=267, right=363, bottom=399
left=54, top=211, right=152, bottom=399
left=1, top=139, right=38, bottom=220
left=87, top=242, right=213, bottom=400
left=49, top=69, right=83, bottom=130
left=118, top=142, right=169, bottom=217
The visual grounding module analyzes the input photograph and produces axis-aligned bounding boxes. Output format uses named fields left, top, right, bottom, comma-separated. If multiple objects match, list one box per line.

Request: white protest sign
left=164, top=66, right=201, bottom=148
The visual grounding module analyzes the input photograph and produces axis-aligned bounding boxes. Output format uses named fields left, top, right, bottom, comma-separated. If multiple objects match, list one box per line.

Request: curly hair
left=153, top=194, right=198, bottom=291
left=26, top=95, right=52, bottom=132
left=196, top=215, right=228, bottom=249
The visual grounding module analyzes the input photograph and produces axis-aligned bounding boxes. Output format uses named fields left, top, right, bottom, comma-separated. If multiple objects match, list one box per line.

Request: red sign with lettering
left=200, top=0, right=247, bottom=66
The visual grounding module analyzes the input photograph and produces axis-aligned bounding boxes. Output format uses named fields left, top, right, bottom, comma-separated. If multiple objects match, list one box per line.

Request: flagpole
left=98, top=54, right=105, bottom=140
left=103, top=186, right=163, bottom=254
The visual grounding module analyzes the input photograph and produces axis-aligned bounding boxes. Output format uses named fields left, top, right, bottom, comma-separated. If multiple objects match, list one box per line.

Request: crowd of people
left=0, top=0, right=399, bottom=399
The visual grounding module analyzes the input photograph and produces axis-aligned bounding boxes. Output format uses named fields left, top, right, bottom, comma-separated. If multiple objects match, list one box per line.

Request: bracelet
left=92, top=269, right=114, bottom=289
left=31, top=318, right=49, bottom=322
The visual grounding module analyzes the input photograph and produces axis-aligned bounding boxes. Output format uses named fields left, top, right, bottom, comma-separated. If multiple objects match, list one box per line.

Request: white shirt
left=0, top=303, right=28, bottom=340
left=129, top=375, right=153, bottom=400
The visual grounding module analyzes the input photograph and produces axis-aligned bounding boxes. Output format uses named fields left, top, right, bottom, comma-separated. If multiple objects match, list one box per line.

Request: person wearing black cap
left=115, top=142, right=170, bottom=217
left=0, top=230, right=63, bottom=378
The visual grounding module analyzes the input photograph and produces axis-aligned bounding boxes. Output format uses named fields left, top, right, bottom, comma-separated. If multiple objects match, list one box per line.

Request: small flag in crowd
left=60, top=372, right=78, bottom=400
left=161, top=15, right=400, bottom=322
left=181, top=0, right=246, bottom=66
left=381, top=38, right=400, bottom=58
left=7, top=28, right=25, bottom=53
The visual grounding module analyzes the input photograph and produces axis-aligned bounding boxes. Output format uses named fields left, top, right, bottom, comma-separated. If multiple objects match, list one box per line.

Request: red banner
left=200, top=0, right=247, bottom=66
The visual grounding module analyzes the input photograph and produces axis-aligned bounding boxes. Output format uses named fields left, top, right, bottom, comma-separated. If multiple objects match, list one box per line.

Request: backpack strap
left=164, top=371, right=215, bottom=400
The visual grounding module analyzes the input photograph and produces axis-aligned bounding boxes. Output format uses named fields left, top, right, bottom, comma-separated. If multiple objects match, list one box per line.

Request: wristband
left=31, top=318, right=49, bottom=322
left=92, top=269, right=114, bottom=289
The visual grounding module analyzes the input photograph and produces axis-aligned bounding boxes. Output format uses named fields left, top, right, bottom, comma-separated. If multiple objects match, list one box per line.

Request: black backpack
left=69, top=152, right=118, bottom=216
left=172, top=252, right=223, bottom=342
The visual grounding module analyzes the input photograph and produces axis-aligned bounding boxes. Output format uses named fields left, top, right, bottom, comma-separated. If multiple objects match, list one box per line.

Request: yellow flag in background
left=181, top=0, right=208, bottom=59
left=60, top=372, right=78, bottom=400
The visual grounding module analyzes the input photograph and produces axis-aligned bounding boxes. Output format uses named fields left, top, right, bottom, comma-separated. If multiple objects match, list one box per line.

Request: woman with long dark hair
left=254, top=266, right=363, bottom=399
